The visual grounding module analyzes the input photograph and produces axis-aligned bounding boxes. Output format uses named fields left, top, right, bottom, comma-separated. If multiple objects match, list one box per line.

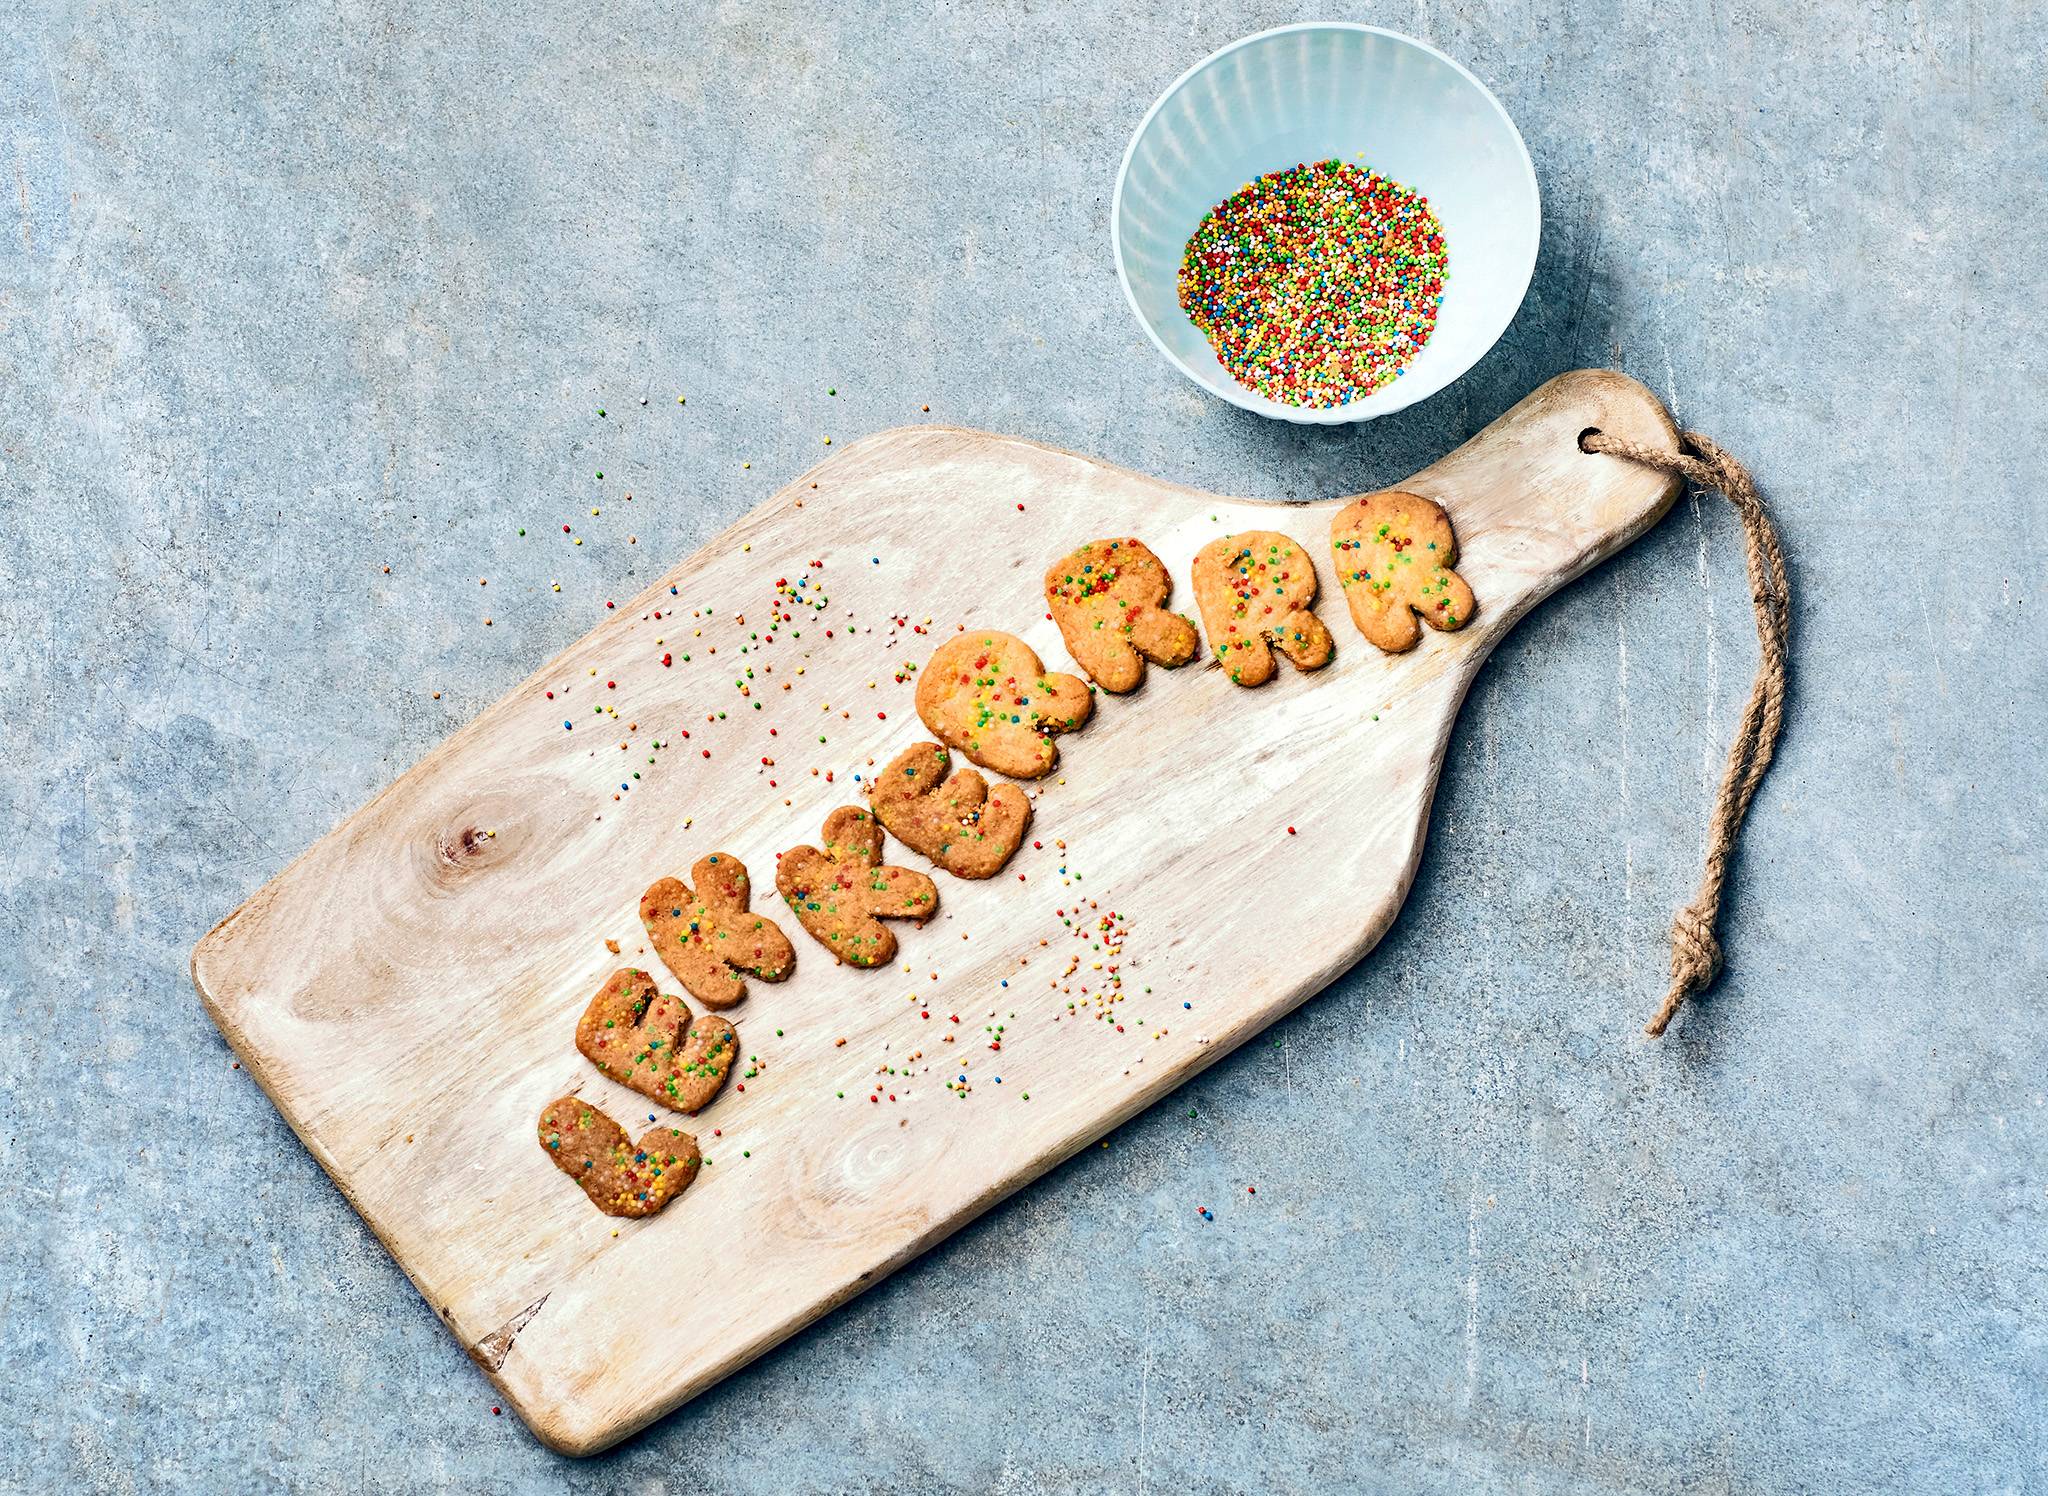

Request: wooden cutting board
left=192, top=369, right=1679, bottom=1455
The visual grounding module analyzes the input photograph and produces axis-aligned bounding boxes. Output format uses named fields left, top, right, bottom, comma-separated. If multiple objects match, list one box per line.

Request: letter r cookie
left=1191, top=530, right=1334, bottom=687
left=1329, top=491, right=1476, bottom=652
left=1043, top=537, right=1198, bottom=693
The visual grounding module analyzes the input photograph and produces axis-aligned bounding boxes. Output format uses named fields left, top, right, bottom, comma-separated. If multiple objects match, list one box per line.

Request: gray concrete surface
left=3, top=1, right=2043, bottom=1491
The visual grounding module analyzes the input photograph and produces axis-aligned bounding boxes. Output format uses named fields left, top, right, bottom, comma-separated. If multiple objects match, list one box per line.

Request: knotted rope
left=1580, top=427, right=1790, bottom=1037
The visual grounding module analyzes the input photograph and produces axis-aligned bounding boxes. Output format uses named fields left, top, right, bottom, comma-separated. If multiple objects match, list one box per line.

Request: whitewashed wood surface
left=192, top=369, right=1679, bottom=1454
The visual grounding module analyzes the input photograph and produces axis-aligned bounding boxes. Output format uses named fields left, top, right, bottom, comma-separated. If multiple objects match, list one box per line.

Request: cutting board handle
left=1331, top=369, right=1684, bottom=649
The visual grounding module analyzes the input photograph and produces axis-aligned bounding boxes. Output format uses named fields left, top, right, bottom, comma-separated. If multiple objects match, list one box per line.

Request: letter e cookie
left=575, top=968, right=738, bottom=1115
left=869, top=741, right=1030, bottom=879
left=915, top=631, right=1093, bottom=779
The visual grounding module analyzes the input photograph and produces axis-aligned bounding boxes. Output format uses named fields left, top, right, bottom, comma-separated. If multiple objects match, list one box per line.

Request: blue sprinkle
left=670, top=586, right=678, bottom=594
left=564, top=720, right=573, bottom=730
left=621, top=783, right=629, bottom=791
left=1183, top=1002, right=1191, bottom=1009
left=994, top=1076, right=1002, bottom=1083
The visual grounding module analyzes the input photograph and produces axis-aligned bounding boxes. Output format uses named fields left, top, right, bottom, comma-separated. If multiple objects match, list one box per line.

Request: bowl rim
left=1110, top=21, right=1540, bottom=426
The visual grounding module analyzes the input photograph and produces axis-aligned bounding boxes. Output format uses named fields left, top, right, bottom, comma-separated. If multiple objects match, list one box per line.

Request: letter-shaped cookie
left=538, top=1096, right=700, bottom=1218
left=776, top=806, right=938, bottom=966
left=914, top=630, right=1093, bottom=779
left=1043, top=537, right=1199, bottom=693
left=639, top=853, right=795, bottom=1010
left=1329, top=490, right=1477, bottom=652
left=1190, top=530, right=1335, bottom=686
left=575, top=968, right=738, bottom=1114
left=869, top=741, right=1031, bottom=879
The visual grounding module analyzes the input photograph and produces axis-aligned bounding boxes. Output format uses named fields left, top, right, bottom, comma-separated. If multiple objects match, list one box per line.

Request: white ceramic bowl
left=1112, top=22, right=1539, bottom=424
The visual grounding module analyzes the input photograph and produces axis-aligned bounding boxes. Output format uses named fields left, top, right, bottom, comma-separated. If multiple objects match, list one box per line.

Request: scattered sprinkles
left=1178, top=158, right=1448, bottom=408
left=480, top=417, right=1292, bottom=1225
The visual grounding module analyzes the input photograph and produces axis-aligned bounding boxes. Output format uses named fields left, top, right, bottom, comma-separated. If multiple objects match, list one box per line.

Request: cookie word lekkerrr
left=539, top=510, right=1474, bottom=1217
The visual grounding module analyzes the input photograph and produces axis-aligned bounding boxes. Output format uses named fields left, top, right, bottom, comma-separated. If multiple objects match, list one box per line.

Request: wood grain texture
left=191, top=369, right=1679, bottom=1454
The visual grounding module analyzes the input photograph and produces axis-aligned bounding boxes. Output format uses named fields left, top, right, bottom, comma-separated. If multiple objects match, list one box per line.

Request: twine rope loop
left=1581, top=427, right=1790, bottom=1037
